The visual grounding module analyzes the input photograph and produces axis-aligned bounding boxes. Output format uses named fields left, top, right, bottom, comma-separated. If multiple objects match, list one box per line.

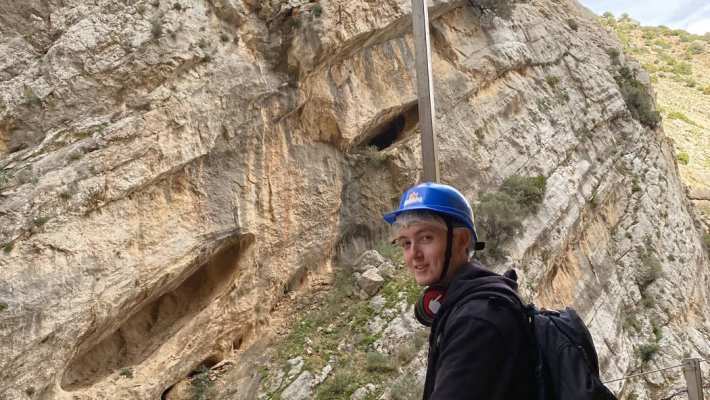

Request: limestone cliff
left=0, top=0, right=708, bottom=399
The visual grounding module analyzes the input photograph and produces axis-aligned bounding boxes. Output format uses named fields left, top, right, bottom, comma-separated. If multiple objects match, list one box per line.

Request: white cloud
left=673, top=3, right=710, bottom=34
left=578, top=0, right=710, bottom=33
left=685, top=17, right=710, bottom=34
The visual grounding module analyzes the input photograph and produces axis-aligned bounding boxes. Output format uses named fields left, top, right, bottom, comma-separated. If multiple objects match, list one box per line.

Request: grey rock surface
left=358, top=268, right=386, bottom=296
left=280, top=371, right=314, bottom=400
left=354, top=249, right=387, bottom=272
left=351, top=383, right=377, bottom=400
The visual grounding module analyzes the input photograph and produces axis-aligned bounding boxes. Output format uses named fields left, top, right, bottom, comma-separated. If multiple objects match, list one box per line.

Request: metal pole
left=683, top=358, right=705, bottom=400
left=411, top=0, right=440, bottom=183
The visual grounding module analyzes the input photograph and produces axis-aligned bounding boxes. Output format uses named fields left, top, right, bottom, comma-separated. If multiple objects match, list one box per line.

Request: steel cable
left=603, top=358, right=710, bottom=384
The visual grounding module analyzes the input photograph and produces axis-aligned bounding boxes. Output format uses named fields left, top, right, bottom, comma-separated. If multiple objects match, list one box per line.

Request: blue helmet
left=384, top=182, right=479, bottom=244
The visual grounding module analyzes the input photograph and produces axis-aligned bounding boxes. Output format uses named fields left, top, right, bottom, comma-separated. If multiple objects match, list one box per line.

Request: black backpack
left=447, top=283, right=618, bottom=400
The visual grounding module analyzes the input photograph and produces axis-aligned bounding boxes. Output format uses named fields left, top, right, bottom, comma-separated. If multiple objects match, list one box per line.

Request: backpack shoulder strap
left=432, top=283, right=531, bottom=347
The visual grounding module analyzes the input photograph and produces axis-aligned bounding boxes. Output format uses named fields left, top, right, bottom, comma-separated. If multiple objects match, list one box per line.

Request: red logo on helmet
left=403, top=191, right=423, bottom=206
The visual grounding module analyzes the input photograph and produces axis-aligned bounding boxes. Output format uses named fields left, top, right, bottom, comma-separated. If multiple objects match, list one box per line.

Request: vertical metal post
left=411, top=0, right=440, bottom=183
left=683, top=358, right=705, bottom=400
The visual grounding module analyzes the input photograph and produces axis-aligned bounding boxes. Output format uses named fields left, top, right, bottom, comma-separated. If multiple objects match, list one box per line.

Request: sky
left=578, top=0, right=710, bottom=34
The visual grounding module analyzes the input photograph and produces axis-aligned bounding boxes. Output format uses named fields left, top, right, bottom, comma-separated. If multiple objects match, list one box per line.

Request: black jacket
left=423, top=261, right=536, bottom=400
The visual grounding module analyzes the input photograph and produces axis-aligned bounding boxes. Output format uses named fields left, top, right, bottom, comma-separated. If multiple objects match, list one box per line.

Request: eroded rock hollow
left=1, top=0, right=708, bottom=399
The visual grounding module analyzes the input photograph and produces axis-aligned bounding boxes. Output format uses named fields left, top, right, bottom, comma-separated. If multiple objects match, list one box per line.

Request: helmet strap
left=439, top=218, right=454, bottom=283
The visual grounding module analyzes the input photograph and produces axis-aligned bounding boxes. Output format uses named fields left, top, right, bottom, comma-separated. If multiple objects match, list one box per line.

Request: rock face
left=0, top=1, right=708, bottom=400
left=358, top=268, right=385, bottom=296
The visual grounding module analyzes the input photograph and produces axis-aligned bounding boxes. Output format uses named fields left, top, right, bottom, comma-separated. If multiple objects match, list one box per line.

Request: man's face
left=394, top=222, right=448, bottom=286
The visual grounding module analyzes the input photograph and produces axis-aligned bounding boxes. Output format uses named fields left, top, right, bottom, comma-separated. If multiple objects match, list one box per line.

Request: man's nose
left=411, top=242, right=423, bottom=258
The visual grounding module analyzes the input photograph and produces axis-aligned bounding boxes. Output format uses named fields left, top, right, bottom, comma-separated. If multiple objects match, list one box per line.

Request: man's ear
left=453, top=228, right=472, bottom=253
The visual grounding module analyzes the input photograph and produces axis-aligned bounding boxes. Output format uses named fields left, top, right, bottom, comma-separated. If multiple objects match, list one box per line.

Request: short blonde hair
left=391, top=211, right=474, bottom=254
left=391, top=211, right=447, bottom=232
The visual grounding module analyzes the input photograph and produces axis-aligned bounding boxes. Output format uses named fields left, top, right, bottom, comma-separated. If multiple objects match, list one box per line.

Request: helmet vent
left=365, top=103, right=419, bottom=150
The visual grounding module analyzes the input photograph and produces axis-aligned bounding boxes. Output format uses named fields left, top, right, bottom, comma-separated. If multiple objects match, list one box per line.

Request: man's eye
left=420, top=235, right=433, bottom=243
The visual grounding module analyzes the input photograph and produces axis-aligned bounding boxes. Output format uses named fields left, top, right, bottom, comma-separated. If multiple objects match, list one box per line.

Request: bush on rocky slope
left=614, top=66, right=661, bottom=128
left=475, top=175, right=547, bottom=259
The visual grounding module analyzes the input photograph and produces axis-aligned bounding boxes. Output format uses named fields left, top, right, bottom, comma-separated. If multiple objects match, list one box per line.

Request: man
left=384, top=182, right=535, bottom=400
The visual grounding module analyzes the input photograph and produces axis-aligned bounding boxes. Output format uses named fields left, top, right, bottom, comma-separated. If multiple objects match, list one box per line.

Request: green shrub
left=500, top=175, right=546, bottom=213
left=33, top=216, right=49, bottom=226
left=150, top=17, right=163, bottom=38
left=567, top=18, right=578, bottom=31
left=362, top=145, right=387, bottom=164
left=545, top=75, right=560, bottom=87
left=642, top=63, right=658, bottom=73
left=622, top=312, right=641, bottom=332
left=653, top=39, right=671, bottom=49
left=652, top=323, right=663, bottom=342
left=641, top=292, right=655, bottom=308
left=390, top=375, right=424, bottom=400
left=471, top=0, right=517, bottom=20
left=606, top=47, right=620, bottom=65
left=475, top=175, right=546, bottom=259
left=365, top=351, right=396, bottom=373
left=23, top=86, right=41, bottom=105
left=642, top=29, right=656, bottom=40
left=667, top=111, right=698, bottom=126
left=672, top=62, right=692, bottom=75
left=0, top=302, right=7, bottom=312
left=631, top=178, right=641, bottom=193
left=191, top=366, right=213, bottom=400
left=394, top=341, right=417, bottom=365
left=659, top=53, right=676, bottom=66
left=476, top=192, right=522, bottom=258
left=119, top=367, right=134, bottom=379
left=688, top=41, right=704, bottom=54
left=676, top=151, right=689, bottom=165
left=637, top=251, right=662, bottom=291
left=2, top=243, right=13, bottom=254
left=614, top=67, right=661, bottom=128
left=637, top=342, right=660, bottom=363
left=316, top=370, right=358, bottom=398
left=0, top=169, right=10, bottom=188
left=312, top=4, right=323, bottom=17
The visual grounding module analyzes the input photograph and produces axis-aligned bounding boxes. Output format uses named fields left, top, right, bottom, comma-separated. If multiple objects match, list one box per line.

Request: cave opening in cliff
left=187, top=355, right=221, bottom=377
left=60, top=234, right=252, bottom=391
left=366, top=103, right=419, bottom=150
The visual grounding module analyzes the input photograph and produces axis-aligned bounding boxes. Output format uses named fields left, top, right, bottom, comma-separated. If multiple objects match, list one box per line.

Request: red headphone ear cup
left=414, top=286, right=446, bottom=327
left=415, top=294, right=433, bottom=326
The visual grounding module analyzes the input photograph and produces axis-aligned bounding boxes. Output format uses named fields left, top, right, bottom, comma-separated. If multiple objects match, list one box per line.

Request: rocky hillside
left=600, top=12, right=710, bottom=243
left=1, top=1, right=709, bottom=400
